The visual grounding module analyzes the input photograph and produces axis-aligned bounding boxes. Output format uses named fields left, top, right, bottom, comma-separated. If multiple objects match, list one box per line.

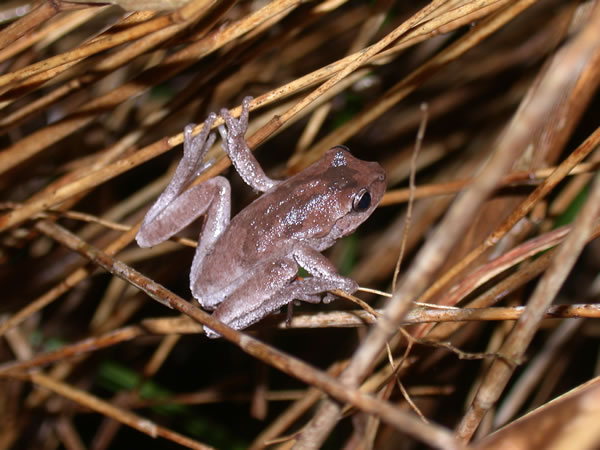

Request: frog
left=136, top=97, right=387, bottom=337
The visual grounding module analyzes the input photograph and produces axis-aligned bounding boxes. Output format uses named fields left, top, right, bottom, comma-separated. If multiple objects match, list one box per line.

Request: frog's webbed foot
left=218, top=96, right=251, bottom=143
left=181, top=112, right=218, bottom=183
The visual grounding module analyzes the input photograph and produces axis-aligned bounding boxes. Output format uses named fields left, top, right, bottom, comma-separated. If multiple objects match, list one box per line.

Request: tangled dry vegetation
left=1, top=0, right=600, bottom=448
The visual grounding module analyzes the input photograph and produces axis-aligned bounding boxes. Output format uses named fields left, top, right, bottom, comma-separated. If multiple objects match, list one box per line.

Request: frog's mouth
left=332, top=214, right=363, bottom=238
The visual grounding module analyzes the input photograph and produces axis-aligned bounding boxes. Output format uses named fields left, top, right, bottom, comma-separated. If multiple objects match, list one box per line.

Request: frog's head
left=319, top=145, right=386, bottom=241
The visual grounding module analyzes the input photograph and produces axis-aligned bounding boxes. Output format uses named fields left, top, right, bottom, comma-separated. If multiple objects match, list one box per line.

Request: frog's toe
left=239, top=96, right=252, bottom=127
left=191, top=113, right=217, bottom=147
left=322, top=292, right=337, bottom=304
left=341, top=278, right=359, bottom=294
left=219, top=107, right=237, bottom=131
left=203, top=325, right=221, bottom=339
left=219, top=106, right=247, bottom=137
left=296, top=293, right=321, bottom=304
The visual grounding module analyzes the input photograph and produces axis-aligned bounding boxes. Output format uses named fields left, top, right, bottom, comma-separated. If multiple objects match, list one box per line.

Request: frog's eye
left=353, top=189, right=371, bottom=212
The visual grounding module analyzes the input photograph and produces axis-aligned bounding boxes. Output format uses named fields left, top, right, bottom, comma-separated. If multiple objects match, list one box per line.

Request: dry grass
left=1, top=0, right=600, bottom=448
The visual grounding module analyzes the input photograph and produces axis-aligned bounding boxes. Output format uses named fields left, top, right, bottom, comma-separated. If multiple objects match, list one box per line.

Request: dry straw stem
left=0, top=6, right=111, bottom=64
left=5, top=218, right=594, bottom=442
left=3, top=300, right=599, bottom=375
left=431, top=223, right=589, bottom=310
left=0, top=171, right=171, bottom=339
left=492, top=319, right=583, bottom=429
left=380, top=159, right=600, bottom=205
left=22, top=371, right=213, bottom=449
left=422, top=242, right=565, bottom=346
left=0, top=0, right=218, bottom=91
left=0, top=1, right=60, bottom=50
left=0, top=0, right=229, bottom=175
left=0, top=8, right=193, bottom=130
left=290, top=0, right=521, bottom=170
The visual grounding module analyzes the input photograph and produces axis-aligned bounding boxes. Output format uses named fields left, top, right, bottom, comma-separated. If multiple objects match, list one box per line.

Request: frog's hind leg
left=206, top=259, right=351, bottom=338
left=206, top=258, right=299, bottom=338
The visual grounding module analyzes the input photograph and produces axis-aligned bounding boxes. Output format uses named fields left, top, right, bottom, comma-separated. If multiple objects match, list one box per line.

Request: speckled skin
left=136, top=97, right=386, bottom=337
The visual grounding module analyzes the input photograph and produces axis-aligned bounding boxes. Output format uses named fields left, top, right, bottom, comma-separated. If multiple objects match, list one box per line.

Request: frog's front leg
left=291, top=244, right=359, bottom=303
left=136, top=113, right=231, bottom=274
left=218, top=96, right=280, bottom=192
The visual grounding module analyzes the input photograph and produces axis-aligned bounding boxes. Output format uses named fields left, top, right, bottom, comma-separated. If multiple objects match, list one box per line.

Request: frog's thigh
left=211, top=258, right=298, bottom=332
